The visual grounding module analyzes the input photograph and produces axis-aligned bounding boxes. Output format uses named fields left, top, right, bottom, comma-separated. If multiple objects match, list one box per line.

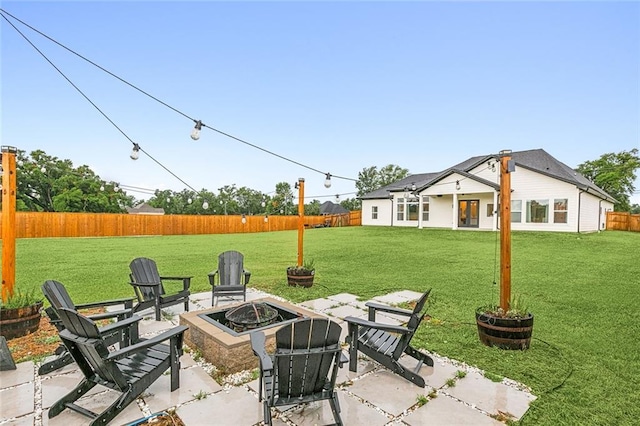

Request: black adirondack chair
left=129, top=257, right=192, bottom=320
left=250, top=318, right=347, bottom=426
left=208, top=250, right=251, bottom=305
left=48, top=307, right=187, bottom=426
left=344, top=289, right=433, bottom=387
left=39, top=280, right=138, bottom=375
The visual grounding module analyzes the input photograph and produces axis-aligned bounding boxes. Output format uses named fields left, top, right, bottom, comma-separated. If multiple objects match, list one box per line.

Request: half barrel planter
left=0, top=301, right=43, bottom=340
left=476, top=311, right=534, bottom=350
left=286, top=269, right=315, bottom=288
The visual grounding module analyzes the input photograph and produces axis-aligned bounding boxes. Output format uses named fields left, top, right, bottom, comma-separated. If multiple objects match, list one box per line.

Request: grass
left=2, top=227, right=639, bottom=425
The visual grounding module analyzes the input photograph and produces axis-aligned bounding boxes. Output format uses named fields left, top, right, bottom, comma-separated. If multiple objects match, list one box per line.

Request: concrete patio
left=0, top=289, right=536, bottom=425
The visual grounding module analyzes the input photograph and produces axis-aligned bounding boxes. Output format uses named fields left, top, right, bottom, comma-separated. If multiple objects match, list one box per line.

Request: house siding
left=361, top=199, right=393, bottom=226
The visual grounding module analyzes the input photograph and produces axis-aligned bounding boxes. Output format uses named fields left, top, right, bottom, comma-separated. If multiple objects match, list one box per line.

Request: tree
left=4, top=149, right=133, bottom=213
left=340, top=197, right=361, bottom=211
left=576, top=149, right=640, bottom=212
left=356, top=164, right=409, bottom=196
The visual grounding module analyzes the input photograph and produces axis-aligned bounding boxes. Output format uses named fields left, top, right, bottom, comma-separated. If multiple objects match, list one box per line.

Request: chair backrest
left=394, top=289, right=431, bottom=358
left=218, top=251, right=245, bottom=286
left=274, top=318, right=342, bottom=398
left=129, top=257, right=165, bottom=301
left=41, top=280, right=77, bottom=331
left=56, top=307, right=129, bottom=390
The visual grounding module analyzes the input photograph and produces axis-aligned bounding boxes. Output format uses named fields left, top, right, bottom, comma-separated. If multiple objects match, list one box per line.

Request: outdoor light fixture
left=100, top=185, right=105, bottom=191
left=187, top=197, right=193, bottom=204
left=324, top=173, right=332, bottom=188
left=488, top=161, right=496, bottom=172
left=202, top=201, right=209, bottom=210
left=241, top=214, right=247, bottom=224
left=130, top=143, right=140, bottom=160
left=294, top=182, right=299, bottom=190
left=114, top=185, right=120, bottom=192
left=456, top=180, right=461, bottom=190
left=411, top=183, right=416, bottom=191
left=335, top=194, right=340, bottom=203
left=261, top=200, right=266, bottom=208
left=264, top=214, right=268, bottom=223
left=403, top=186, right=410, bottom=200
left=17, top=160, right=23, bottom=167
left=40, top=166, right=46, bottom=173
left=166, top=197, right=171, bottom=203
left=191, top=120, right=203, bottom=140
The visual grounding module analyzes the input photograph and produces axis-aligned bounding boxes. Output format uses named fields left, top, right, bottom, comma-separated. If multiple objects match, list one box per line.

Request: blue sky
left=2, top=1, right=639, bottom=204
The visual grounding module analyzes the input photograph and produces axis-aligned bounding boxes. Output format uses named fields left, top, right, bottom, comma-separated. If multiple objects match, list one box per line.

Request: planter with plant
left=286, top=259, right=315, bottom=288
left=0, top=287, right=44, bottom=341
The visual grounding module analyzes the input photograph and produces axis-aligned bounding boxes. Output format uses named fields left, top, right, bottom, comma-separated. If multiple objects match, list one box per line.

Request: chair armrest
left=86, top=308, right=133, bottom=322
left=161, top=276, right=192, bottom=291
left=364, top=301, right=414, bottom=317
left=107, top=325, right=188, bottom=361
left=75, top=297, right=135, bottom=310
left=343, top=316, right=412, bottom=334
left=98, top=315, right=142, bottom=335
left=208, top=270, right=219, bottom=286
left=244, top=270, right=251, bottom=285
left=250, top=331, right=273, bottom=371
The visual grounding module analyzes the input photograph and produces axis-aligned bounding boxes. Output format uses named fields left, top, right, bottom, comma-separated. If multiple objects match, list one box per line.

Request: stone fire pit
left=179, top=297, right=322, bottom=373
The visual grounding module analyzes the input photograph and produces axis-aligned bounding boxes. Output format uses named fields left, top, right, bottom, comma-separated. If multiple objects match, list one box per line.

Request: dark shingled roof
left=319, top=201, right=349, bottom=215
left=359, top=149, right=616, bottom=203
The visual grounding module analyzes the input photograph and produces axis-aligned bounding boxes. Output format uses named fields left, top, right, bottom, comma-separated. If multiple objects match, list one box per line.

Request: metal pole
left=499, top=150, right=512, bottom=311
left=1, top=146, right=17, bottom=303
left=297, top=178, right=305, bottom=267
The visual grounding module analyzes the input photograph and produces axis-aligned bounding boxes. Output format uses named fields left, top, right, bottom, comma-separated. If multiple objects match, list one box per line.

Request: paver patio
left=0, top=289, right=536, bottom=425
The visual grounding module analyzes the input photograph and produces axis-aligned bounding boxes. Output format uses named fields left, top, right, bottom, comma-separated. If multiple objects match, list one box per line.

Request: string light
left=202, top=200, right=209, bottom=210
left=456, top=180, right=461, bottom=190
left=264, top=214, right=268, bottom=223
left=191, top=120, right=203, bottom=141
left=241, top=214, right=247, bottom=224
left=130, top=143, right=140, bottom=160
left=324, top=173, right=332, bottom=188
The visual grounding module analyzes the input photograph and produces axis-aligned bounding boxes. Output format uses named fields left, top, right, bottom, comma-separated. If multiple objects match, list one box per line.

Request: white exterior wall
left=510, top=167, right=578, bottom=232
left=361, top=198, right=393, bottom=226
left=578, top=192, right=613, bottom=232
left=422, top=195, right=454, bottom=228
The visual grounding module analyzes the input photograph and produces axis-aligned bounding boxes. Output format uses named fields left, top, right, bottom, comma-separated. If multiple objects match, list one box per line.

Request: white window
left=554, top=199, right=568, bottom=223
left=397, top=198, right=405, bottom=221
left=371, top=206, right=378, bottom=220
left=511, top=200, right=522, bottom=223
left=487, top=203, right=494, bottom=217
left=422, top=196, right=430, bottom=221
left=526, top=199, right=549, bottom=223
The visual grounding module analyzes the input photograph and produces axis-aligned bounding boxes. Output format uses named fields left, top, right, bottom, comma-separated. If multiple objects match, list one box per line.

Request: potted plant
left=476, top=294, right=533, bottom=350
left=0, top=287, right=44, bottom=341
left=286, top=259, right=315, bottom=288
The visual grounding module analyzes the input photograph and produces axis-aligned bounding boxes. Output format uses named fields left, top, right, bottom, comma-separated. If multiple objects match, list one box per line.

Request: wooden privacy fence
left=0, top=211, right=361, bottom=239
left=606, top=211, right=640, bottom=232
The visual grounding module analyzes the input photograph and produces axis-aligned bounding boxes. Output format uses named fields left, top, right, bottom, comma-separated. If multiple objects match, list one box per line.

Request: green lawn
left=3, top=227, right=639, bottom=425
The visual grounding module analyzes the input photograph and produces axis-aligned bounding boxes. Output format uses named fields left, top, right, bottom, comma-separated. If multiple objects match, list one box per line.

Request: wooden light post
left=296, top=178, right=305, bottom=267
left=1, top=146, right=17, bottom=303
left=499, top=149, right=513, bottom=311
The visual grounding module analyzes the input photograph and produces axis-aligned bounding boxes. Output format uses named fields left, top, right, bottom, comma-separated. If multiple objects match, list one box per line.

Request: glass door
left=458, top=200, right=479, bottom=228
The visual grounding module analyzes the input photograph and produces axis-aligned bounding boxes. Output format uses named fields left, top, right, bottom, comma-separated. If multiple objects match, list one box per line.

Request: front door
left=458, top=200, right=479, bottom=228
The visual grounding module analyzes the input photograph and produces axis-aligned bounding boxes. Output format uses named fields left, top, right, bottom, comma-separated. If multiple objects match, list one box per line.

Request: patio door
left=458, top=200, right=479, bottom=228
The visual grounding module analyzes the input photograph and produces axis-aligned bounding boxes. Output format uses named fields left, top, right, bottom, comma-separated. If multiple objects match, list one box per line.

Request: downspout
left=598, top=199, right=603, bottom=231
left=389, top=195, right=394, bottom=226
left=577, top=190, right=583, bottom=234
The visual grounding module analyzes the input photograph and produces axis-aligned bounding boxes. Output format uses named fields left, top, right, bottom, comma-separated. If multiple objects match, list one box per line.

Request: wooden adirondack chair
left=129, top=257, right=192, bottom=320
left=39, top=280, right=138, bottom=375
left=208, top=250, right=251, bottom=305
left=250, top=318, right=347, bottom=426
left=48, top=307, right=187, bottom=426
left=344, top=289, right=434, bottom=387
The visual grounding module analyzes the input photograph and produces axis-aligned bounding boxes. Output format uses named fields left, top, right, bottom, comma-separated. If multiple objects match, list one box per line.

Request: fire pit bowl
left=225, top=302, right=279, bottom=333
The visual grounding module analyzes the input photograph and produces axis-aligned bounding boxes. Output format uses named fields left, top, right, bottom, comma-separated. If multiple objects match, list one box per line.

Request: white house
left=360, top=149, right=616, bottom=233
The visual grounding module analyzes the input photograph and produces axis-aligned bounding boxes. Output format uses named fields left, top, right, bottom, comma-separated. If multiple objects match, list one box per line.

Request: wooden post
left=499, top=150, right=512, bottom=312
left=297, top=178, right=305, bottom=267
left=1, top=146, right=17, bottom=303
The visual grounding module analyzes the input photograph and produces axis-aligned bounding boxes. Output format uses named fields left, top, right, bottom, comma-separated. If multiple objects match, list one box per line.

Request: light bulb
left=17, top=160, right=23, bottom=167
left=241, top=214, right=247, bottom=224
left=130, top=144, right=140, bottom=160
left=188, top=198, right=193, bottom=204
left=264, top=215, right=268, bottom=223
left=166, top=197, right=171, bottom=203
left=455, top=181, right=461, bottom=190
left=114, top=186, right=120, bottom=192
left=202, top=201, right=209, bottom=210
left=335, top=194, right=340, bottom=203
left=191, top=120, right=202, bottom=140
left=261, top=201, right=266, bottom=208
left=100, top=185, right=105, bottom=191
left=41, top=166, right=46, bottom=173
left=324, top=173, right=332, bottom=188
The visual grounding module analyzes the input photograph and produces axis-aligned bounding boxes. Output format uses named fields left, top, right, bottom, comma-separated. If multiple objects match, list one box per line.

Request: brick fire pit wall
left=179, top=297, right=322, bottom=374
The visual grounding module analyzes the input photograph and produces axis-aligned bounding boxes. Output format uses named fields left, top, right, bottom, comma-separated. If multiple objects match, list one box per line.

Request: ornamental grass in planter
left=0, top=287, right=44, bottom=341
left=476, top=295, right=533, bottom=350
left=286, top=259, right=315, bottom=288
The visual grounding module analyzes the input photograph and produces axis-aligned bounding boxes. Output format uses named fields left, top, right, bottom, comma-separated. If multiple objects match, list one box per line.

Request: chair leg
left=48, top=378, right=96, bottom=418
left=93, top=387, right=139, bottom=426
left=263, top=402, right=273, bottom=426
left=405, top=345, right=434, bottom=367
left=329, top=392, right=343, bottom=426
left=347, top=325, right=358, bottom=373
left=38, top=351, right=73, bottom=375
left=184, top=299, right=189, bottom=312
